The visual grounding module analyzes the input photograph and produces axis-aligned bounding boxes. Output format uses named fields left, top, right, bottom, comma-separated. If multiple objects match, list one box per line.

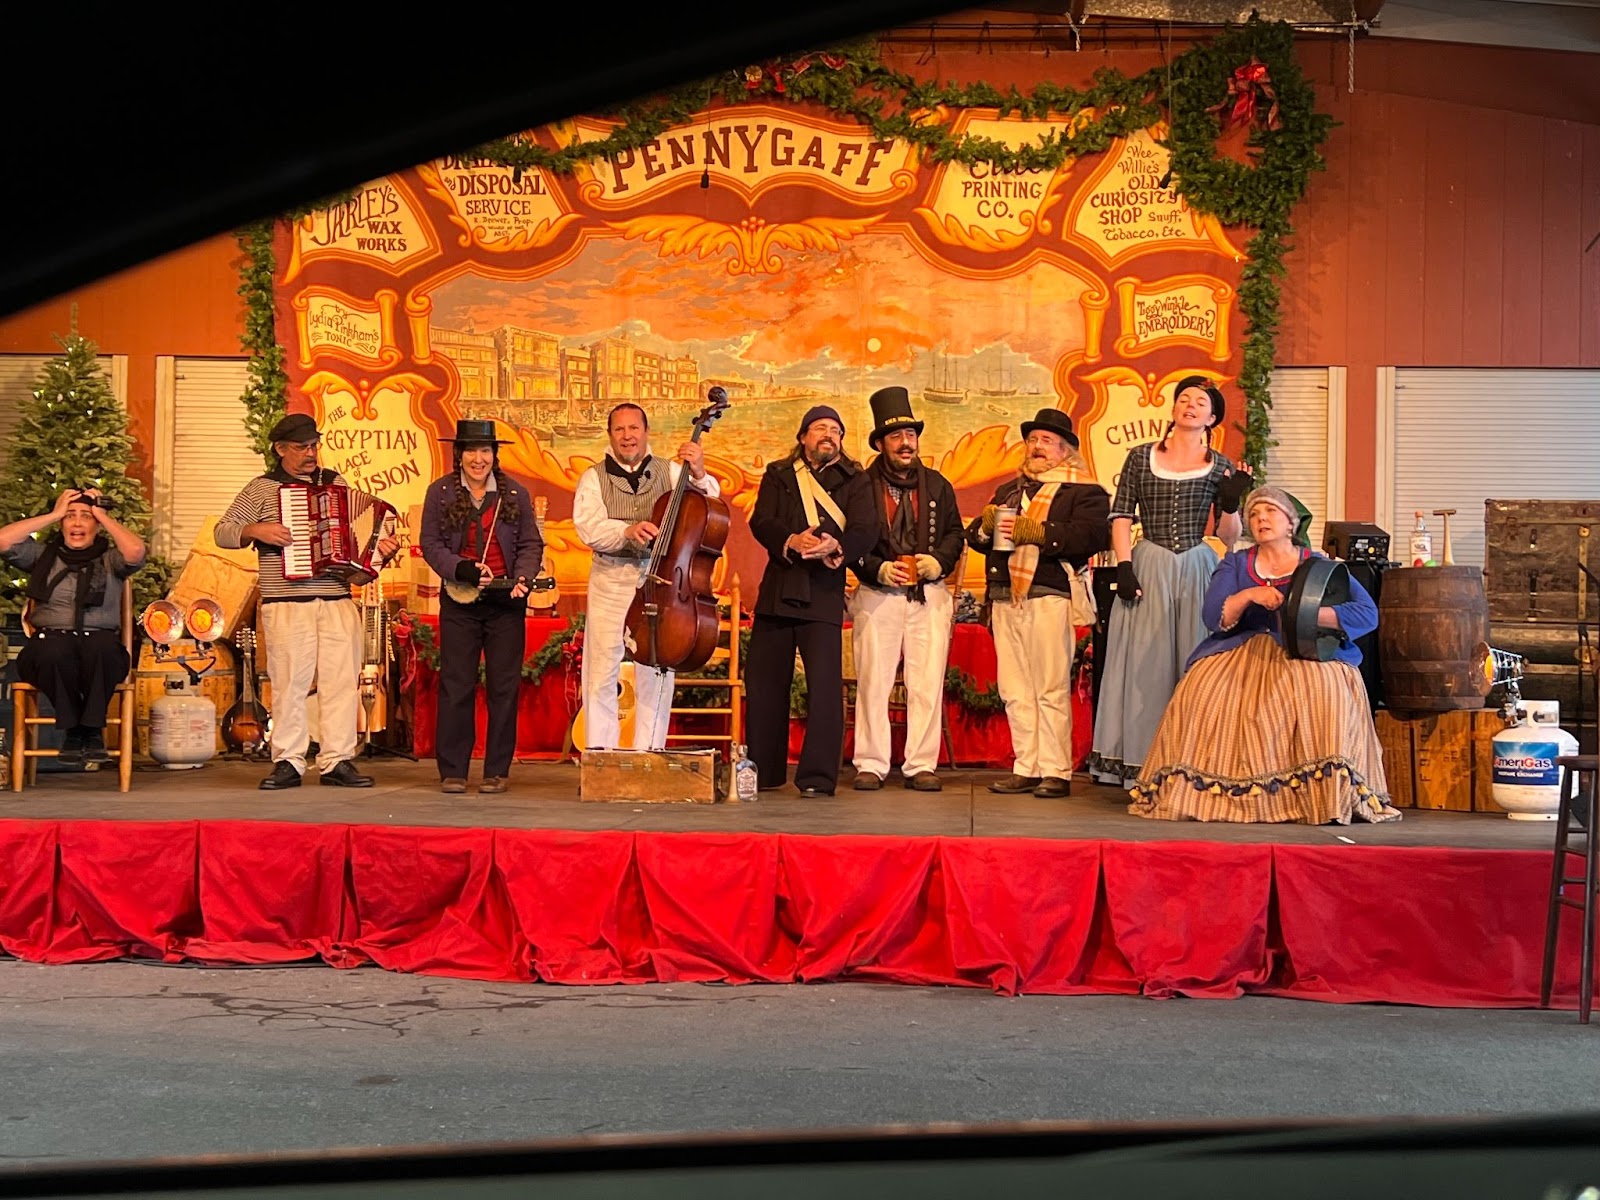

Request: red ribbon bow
left=1207, top=57, right=1282, bottom=132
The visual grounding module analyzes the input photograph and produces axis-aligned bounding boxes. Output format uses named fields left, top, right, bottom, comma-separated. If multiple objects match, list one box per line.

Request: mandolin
left=221, top=627, right=270, bottom=758
left=527, top=495, right=559, bottom=610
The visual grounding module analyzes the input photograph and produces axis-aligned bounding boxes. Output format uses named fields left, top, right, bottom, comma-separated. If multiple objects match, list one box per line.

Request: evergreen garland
left=236, top=16, right=1328, bottom=473
left=236, top=220, right=288, bottom=472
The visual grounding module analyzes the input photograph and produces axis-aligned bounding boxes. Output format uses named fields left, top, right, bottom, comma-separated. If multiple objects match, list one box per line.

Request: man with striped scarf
left=966, top=408, right=1110, bottom=798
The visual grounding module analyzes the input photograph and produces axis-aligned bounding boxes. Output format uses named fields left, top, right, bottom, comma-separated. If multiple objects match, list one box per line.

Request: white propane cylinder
left=149, top=678, right=217, bottom=770
left=1491, top=700, right=1579, bottom=820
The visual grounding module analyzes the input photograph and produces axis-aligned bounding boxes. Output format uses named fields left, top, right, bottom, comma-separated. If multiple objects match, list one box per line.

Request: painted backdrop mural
left=276, top=99, right=1246, bottom=599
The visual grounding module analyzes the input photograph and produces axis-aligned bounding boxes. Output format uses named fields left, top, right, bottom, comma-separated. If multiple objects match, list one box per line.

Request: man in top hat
left=966, top=408, right=1110, bottom=799
left=841, top=386, right=966, bottom=792
left=215, top=411, right=400, bottom=790
left=745, top=405, right=876, bottom=796
left=419, top=419, right=543, bottom=793
left=572, top=401, right=720, bottom=751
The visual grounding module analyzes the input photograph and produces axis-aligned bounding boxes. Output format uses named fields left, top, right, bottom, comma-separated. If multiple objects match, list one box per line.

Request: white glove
left=877, top=560, right=910, bottom=586
left=915, top=553, right=942, bottom=581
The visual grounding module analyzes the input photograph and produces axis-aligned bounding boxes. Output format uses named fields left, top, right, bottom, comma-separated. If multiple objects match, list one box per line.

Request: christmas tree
left=0, top=325, right=173, bottom=620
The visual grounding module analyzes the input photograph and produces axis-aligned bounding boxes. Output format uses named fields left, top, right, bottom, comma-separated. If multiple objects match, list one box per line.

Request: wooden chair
left=10, top=579, right=136, bottom=792
left=1542, top=754, right=1600, bottom=1022
left=666, top=576, right=745, bottom=753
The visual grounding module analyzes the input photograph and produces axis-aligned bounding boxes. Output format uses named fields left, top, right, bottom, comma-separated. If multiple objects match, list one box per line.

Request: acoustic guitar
left=569, top=661, right=637, bottom=753
left=527, top=495, right=559, bottom=611
left=221, top=627, right=270, bottom=758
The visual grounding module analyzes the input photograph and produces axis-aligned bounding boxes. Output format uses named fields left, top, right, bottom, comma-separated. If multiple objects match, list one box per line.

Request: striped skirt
left=1128, top=633, right=1400, bottom=825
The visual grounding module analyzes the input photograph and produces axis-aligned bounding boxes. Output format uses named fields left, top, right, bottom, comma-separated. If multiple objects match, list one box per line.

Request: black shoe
left=1033, top=777, right=1071, bottom=798
left=259, top=761, right=302, bottom=790
left=306, top=740, right=320, bottom=761
left=56, top=730, right=85, bottom=767
left=798, top=785, right=835, bottom=797
left=81, top=729, right=110, bottom=764
left=320, top=760, right=374, bottom=788
left=853, top=772, right=883, bottom=791
left=988, top=774, right=1042, bottom=794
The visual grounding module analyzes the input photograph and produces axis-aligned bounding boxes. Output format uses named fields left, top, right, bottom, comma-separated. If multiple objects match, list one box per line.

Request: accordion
left=277, top=483, right=398, bottom=581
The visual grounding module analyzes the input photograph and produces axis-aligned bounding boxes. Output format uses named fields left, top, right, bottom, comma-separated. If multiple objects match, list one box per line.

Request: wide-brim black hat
left=1019, top=407, right=1079, bottom=449
left=440, top=418, right=511, bottom=446
left=867, top=386, right=924, bottom=450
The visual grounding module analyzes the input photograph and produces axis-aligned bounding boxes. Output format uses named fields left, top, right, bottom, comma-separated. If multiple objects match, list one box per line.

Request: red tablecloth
left=399, top=616, right=1090, bottom=770
left=785, top=623, right=1094, bottom=771
left=403, top=616, right=577, bottom=761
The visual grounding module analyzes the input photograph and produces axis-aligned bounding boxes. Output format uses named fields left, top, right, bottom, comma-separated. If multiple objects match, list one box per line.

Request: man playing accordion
left=215, top=412, right=399, bottom=790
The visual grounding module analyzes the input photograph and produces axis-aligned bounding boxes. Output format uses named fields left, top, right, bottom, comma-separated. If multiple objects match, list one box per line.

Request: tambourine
left=1281, top=556, right=1351, bottom=661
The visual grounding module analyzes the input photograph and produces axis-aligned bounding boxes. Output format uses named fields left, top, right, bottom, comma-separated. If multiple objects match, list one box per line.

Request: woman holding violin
left=419, top=419, right=543, bottom=795
left=573, top=402, right=722, bottom=751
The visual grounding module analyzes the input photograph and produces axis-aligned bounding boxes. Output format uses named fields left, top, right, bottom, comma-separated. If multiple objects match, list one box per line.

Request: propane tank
left=149, top=677, right=216, bottom=769
left=1491, top=700, right=1579, bottom=820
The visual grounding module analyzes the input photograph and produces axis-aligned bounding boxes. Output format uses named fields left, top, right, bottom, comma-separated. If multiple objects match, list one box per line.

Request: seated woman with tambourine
left=1128, top=485, right=1401, bottom=825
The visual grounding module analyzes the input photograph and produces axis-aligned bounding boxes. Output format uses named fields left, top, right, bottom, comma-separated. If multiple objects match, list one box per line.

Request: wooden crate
left=1484, top=499, right=1598, bottom=624
left=1374, top=708, right=1510, bottom=813
left=579, top=749, right=724, bottom=804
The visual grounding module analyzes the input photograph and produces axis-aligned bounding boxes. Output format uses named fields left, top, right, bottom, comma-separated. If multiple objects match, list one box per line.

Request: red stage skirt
left=0, top=818, right=1575, bottom=1008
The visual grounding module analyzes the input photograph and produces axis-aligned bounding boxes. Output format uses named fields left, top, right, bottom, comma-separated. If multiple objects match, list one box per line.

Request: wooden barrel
left=1377, top=566, right=1492, bottom=712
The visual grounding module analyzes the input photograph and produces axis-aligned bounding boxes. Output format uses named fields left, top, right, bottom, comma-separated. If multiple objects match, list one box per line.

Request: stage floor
left=1, top=756, right=1554, bottom=851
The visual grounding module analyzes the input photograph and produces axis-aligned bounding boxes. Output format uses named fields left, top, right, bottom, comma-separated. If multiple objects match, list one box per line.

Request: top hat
left=441, top=418, right=511, bottom=446
left=268, top=412, right=321, bottom=445
left=866, top=386, right=924, bottom=450
left=1019, top=407, right=1079, bottom=449
left=1172, top=375, right=1226, bottom=428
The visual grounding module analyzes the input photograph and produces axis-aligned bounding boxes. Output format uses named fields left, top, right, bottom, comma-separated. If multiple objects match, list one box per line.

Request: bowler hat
left=268, top=412, right=321, bottom=445
left=441, top=418, right=510, bottom=445
left=1019, top=407, right=1079, bottom=449
left=866, top=386, right=923, bottom=450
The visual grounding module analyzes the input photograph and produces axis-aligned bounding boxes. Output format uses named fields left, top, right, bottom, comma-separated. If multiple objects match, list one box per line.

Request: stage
left=0, top=759, right=1583, bottom=1009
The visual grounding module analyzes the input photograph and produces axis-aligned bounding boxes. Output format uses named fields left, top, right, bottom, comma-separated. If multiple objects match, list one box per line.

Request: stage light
left=184, top=598, right=224, bottom=647
left=141, top=599, right=185, bottom=646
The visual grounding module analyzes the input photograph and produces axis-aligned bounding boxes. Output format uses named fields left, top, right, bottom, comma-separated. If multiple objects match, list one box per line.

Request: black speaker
left=1324, top=521, right=1391, bottom=564
left=1347, top=560, right=1394, bottom=712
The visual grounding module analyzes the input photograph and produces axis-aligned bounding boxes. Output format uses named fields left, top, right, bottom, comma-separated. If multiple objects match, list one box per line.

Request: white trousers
left=581, top=557, right=673, bottom=750
left=848, top=583, right=953, bottom=779
left=261, top=598, right=360, bottom=773
left=992, top=594, right=1075, bottom=780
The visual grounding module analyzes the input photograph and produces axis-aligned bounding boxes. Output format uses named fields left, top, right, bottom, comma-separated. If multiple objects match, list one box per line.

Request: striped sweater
left=214, top=472, right=366, bottom=603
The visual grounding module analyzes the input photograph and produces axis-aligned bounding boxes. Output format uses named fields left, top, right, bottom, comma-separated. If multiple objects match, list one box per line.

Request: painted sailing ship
left=551, top=393, right=605, bottom=438
left=977, top=352, right=1018, bottom=398
left=923, top=348, right=966, bottom=405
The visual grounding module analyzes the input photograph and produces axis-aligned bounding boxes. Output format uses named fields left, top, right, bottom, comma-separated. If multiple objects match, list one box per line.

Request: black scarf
left=27, top=534, right=112, bottom=632
left=267, top=464, right=330, bottom=485
left=604, top=454, right=657, bottom=494
left=870, top=455, right=934, bottom=602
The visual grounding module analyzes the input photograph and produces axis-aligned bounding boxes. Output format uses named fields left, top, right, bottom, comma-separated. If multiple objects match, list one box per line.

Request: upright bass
left=625, top=387, right=731, bottom=674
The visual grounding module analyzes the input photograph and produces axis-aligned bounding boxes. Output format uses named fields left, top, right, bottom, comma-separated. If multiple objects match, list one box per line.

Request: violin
left=624, top=387, right=731, bottom=674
